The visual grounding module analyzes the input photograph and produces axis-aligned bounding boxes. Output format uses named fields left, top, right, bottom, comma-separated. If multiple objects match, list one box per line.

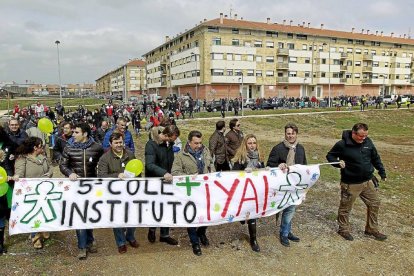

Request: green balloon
left=0, top=182, right=9, bottom=197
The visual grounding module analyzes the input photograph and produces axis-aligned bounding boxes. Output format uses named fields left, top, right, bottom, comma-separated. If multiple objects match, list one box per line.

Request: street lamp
left=191, top=52, right=198, bottom=101
left=303, top=77, right=307, bottom=97
left=323, top=42, right=331, bottom=107
left=238, top=73, right=244, bottom=116
left=55, top=40, right=63, bottom=105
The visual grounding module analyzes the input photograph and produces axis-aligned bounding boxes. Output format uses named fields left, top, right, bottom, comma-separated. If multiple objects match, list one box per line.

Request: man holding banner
left=267, top=123, right=307, bottom=247
left=172, top=130, right=215, bottom=256
left=145, top=125, right=181, bottom=246
left=97, top=132, right=138, bottom=254
left=59, top=122, right=104, bottom=260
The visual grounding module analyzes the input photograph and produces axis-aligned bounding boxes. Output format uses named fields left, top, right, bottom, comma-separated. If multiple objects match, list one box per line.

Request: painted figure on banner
left=13, top=137, right=54, bottom=249
left=209, top=120, right=230, bottom=172
left=145, top=125, right=181, bottom=246
left=327, top=123, right=387, bottom=242
left=97, top=132, right=138, bottom=254
left=171, top=130, right=215, bottom=256
left=59, top=122, right=104, bottom=260
left=231, top=134, right=264, bottom=252
left=267, top=123, right=307, bottom=247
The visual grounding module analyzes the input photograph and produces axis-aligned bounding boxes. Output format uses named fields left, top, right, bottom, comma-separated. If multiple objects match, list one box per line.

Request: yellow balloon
left=0, top=166, right=7, bottom=184
left=125, top=159, right=144, bottom=176
left=38, top=118, right=54, bottom=134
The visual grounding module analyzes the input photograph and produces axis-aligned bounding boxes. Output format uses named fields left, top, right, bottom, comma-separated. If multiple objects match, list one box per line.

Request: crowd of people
left=0, top=98, right=388, bottom=259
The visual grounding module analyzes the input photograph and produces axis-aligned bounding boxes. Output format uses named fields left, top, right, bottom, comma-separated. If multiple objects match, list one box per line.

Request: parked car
left=383, top=95, right=396, bottom=104
left=400, top=94, right=411, bottom=103
left=251, top=101, right=280, bottom=110
left=206, top=100, right=223, bottom=112
left=243, top=98, right=255, bottom=108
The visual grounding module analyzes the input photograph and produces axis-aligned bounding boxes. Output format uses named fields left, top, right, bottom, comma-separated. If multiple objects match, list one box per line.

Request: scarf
left=186, top=143, right=205, bottom=174
left=283, top=139, right=298, bottom=166
left=68, top=137, right=94, bottom=149
left=246, top=150, right=260, bottom=168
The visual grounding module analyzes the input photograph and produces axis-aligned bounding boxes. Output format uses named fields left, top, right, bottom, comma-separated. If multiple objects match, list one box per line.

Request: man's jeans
left=113, top=227, right=136, bottom=247
left=280, top=205, right=296, bottom=237
left=149, top=227, right=170, bottom=238
left=76, top=229, right=94, bottom=249
left=187, top=226, right=207, bottom=245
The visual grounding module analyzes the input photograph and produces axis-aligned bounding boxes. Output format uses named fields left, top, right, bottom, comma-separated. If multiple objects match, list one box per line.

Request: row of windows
left=171, top=70, right=200, bottom=80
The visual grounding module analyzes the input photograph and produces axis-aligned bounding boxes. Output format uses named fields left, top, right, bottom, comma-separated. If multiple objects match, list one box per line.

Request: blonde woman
left=231, top=134, right=264, bottom=252
left=14, top=137, right=53, bottom=249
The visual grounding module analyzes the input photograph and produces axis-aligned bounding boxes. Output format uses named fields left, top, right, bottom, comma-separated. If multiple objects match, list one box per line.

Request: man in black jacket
left=209, top=120, right=229, bottom=171
left=59, top=122, right=104, bottom=260
left=327, top=123, right=387, bottom=241
left=145, top=125, right=180, bottom=246
left=267, top=123, right=306, bottom=247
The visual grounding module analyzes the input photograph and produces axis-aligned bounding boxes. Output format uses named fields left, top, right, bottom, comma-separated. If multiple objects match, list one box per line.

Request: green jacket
left=97, top=149, right=136, bottom=177
left=172, top=146, right=215, bottom=176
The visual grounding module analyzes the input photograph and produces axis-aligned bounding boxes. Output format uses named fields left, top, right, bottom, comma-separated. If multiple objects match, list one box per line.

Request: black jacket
left=144, top=138, right=174, bottom=177
left=267, top=142, right=307, bottom=167
left=54, top=133, right=72, bottom=161
left=326, top=130, right=386, bottom=184
left=59, top=139, right=104, bottom=177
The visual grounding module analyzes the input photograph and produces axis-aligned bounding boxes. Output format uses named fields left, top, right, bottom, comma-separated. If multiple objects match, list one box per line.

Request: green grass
left=0, top=97, right=108, bottom=110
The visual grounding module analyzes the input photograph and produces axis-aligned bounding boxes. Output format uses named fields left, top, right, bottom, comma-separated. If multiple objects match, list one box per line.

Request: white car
left=243, top=98, right=255, bottom=108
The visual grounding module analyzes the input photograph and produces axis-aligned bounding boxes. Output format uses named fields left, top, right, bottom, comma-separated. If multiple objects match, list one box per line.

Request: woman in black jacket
left=231, top=134, right=264, bottom=252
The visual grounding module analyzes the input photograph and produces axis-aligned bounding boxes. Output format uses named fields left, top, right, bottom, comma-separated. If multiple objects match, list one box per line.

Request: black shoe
left=0, top=244, right=6, bottom=255
left=160, top=236, right=178, bottom=245
left=280, top=236, right=290, bottom=247
left=338, top=231, right=354, bottom=241
left=192, top=244, right=202, bottom=256
left=198, top=234, right=210, bottom=247
left=249, top=239, right=260, bottom=252
left=288, top=232, right=300, bottom=242
left=148, top=229, right=156, bottom=243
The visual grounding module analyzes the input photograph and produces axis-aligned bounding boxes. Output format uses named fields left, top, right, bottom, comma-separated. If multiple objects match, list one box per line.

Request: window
left=364, top=49, right=369, bottom=54
left=405, top=63, right=411, bottom=68
left=355, top=48, right=362, bottom=54
left=244, top=41, right=251, bottom=47
left=371, top=50, right=376, bottom=55
left=232, top=39, right=240, bottom=46
left=266, top=41, right=274, bottom=48
left=278, top=42, right=284, bottom=49
left=211, top=53, right=223, bottom=60
left=247, top=70, right=254, bottom=76
left=321, top=72, right=326, bottom=78
left=396, top=75, right=400, bottom=79
left=266, top=56, right=274, bottom=63
left=212, top=37, right=221, bottom=45
left=384, top=62, right=389, bottom=67
left=256, top=55, right=262, bottom=62
left=348, top=39, right=354, bottom=44
left=232, top=28, right=239, bottom=34
left=247, top=54, right=254, bottom=61
left=304, top=71, right=310, bottom=77
left=346, top=73, right=352, bottom=78
left=208, top=26, right=219, bottom=33
left=330, top=47, right=336, bottom=52
left=289, top=57, right=297, bottom=63
left=227, top=53, right=233, bottom=60
left=372, top=74, right=378, bottom=79
left=347, top=48, right=353, bottom=53
left=321, top=59, right=326, bottom=64
left=256, top=70, right=262, bottom=77
left=297, top=34, right=307, bottom=40
left=346, top=60, right=353, bottom=66
left=302, top=44, right=307, bottom=50
left=227, top=69, right=233, bottom=76
left=373, top=61, right=379, bottom=67
left=339, top=47, right=344, bottom=53
left=355, top=61, right=361, bottom=66
left=356, top=40, right=365, bottom=45
left=396, top=62, right=400, bottom=68
left=287, top=33, right=294, bottom=38
left=254, top=40, right=263, bottom=47
left=354, top=73, right=360, bottom=78
left=235, top=69, right=242, bottom=76
left=266, top=31, right=278, bottom=37
left=304, top=58, right=310, bottom=64
left=333, top=73, right=340, bottom=78
left=333, top=59, right=340, bottom=65
left=405, top=74, right=410, bottom=79
left=278, top=72, right=284, bottom=77
left=266, top=70, right=274, bottom=77
left=287, top=43, right=295, bottom=49
left=288, top=71, right=297, bottom=77
left=211, top=69, right=224, bottom=76
left=234, top=54, right=242, bottom=61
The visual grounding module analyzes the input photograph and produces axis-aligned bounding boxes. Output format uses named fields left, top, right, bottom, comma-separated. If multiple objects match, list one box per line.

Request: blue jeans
left=149, top=227, right=170, bottom=238
left=187, top=226, right=207, bottom=245
left=280, top=205, right=296, bottom=237
left=76, top=229, right=94, bottom=249
left=113, top=227, right=136, bottom=247
left=0, top=217, right=5, bottom=228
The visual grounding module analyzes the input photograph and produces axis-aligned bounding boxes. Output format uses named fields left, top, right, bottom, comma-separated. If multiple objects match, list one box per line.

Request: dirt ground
left=1, top=110, right=413, bottom=275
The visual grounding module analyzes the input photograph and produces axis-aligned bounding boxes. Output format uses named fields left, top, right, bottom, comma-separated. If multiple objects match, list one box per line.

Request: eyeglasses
left=236, top=124, right=241, bottom=127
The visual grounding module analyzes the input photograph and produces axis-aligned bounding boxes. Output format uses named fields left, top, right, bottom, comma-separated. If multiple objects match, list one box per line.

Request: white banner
left=9, top=165, right=320, bottom=235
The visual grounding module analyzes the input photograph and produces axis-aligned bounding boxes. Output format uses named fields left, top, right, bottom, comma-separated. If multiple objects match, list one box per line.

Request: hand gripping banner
left=9, top=164, right=320, bottom=235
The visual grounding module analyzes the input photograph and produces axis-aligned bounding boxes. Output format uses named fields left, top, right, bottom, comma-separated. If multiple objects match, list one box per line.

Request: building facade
left=143, top=14, right=414, bottom=100
left=95, top=59, right=146, bottom=99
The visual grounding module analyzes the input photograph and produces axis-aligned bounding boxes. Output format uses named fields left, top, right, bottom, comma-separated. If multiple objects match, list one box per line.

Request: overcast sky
left=1, top=0, right=413, bottom=85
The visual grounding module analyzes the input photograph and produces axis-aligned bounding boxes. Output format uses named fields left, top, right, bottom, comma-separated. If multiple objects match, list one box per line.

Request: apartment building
left=143, top=13, right=414, bottom=100
left=95, top=59, right=146, bottom=99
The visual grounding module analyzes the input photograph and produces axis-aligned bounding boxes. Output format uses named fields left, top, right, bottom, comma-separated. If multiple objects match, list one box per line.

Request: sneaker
left=86, top=241, right=97, bottom=253
left=338, top=231, right=354, bottom=241
left=160, top=236, right=178, bottom=245
left=287, top=232, right=300, bottom=242
left=280, top=236, right=290, bottom=247
left=77, top=248, right=87, bottom=260
left=364, top=231, right=387, bottom=241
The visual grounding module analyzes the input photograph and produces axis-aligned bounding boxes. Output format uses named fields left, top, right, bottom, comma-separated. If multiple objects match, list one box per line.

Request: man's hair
left=117, top=117, right=127, bottom=124
left=162, top=125, right=180, bottom=137
left=285, top=123, right=299, bottom=134
left=229, top=118, right=239, bottom=130
left=8, top=118, right=19, bottom=125
left=109, top=132, right=124, bottom=143
left=216, top=120, right=225, bottom=130
left=101, top=120, right=109, bottom=126
left=352, top=123, right=368, bottom=132
left=188, top=130, right=202, bottom=141
left=63, top=121, right=74, bottom=129
left=75, top=122, right=91, bottom=137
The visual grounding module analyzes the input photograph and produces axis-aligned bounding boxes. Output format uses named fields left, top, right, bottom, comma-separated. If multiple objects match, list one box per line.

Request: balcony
left=277, top=77, right=289, bottom=83
left=277, top=62, right=289, bottom=69
left=277, top=48, right=289, bottom=56
left=340, top=53, right=348, bottom=59
left=340, top=65, right=347, bottom=71
left=361, top=78, right=372, bottom=84
left=362, top=66, right=373, bottom=72
left=363, top=54, right=373, bottom=61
